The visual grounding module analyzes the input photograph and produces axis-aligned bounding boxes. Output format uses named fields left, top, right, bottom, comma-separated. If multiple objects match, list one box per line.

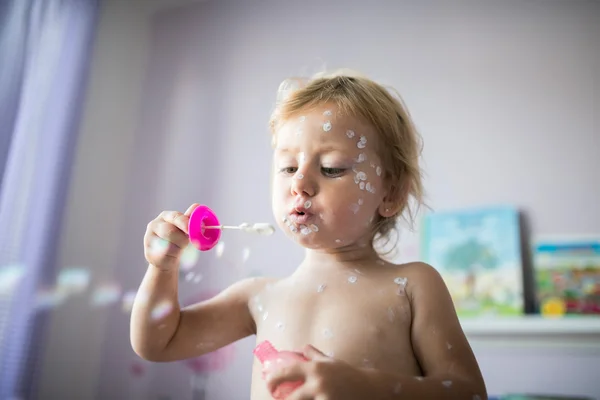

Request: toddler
left=131, top=70, right=487, bottom=399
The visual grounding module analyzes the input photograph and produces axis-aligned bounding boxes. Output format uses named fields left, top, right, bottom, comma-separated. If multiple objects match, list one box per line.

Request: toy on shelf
left=188, top=205, right=275, bottom=251
left=253, top=340, right=308, bottom=399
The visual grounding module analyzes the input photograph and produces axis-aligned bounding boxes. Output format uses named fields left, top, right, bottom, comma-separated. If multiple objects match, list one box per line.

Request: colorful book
left=421, top=206, right=523, bottom=317
left=533, top=236, right=600, bottom=316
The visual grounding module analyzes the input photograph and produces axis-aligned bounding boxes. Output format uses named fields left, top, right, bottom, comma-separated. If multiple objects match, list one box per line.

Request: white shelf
left=460, top=315, right=600, bottom=335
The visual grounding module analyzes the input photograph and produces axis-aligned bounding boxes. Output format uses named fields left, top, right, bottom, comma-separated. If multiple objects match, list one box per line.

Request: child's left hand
left=265, top=344, right=375, bottom=400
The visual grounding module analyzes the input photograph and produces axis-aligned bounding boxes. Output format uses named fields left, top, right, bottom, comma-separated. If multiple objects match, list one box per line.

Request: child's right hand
left=143, top=203, right=199, bottom=271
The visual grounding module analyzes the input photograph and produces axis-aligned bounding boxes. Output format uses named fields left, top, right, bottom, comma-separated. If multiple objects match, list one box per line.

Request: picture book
left=420, top=206, right=523, bottom=317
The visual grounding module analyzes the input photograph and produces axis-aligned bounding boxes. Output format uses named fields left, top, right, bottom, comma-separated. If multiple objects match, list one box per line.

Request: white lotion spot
left=262, top=311, right=269, bottom=321
left=295, top=172, right=304, bottom=180
left=323, top=110, right=332, bottom=116
left=359, top=182, right=365, bottom=190
left=323, top=328, right=334, bottom=339
left=348, top=276, right=358, bottom=284
left=304, top=200, right=312, bottom=209
left=317, top=283, right=327, bottom=292
left=376, top=166, right=382, bottom=176
left=358, top=198, right=364, bottom=205
left=310, top=224, right=319, bottom=232
left=346, top=129, right=355, bottom=138
left=349, top=203, right=360, bottom=214
left=323, top=121, right=332, bottom=132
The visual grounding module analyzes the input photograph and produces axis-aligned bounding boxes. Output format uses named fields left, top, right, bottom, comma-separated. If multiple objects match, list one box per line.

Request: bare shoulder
left=221, top=277, right=279, bottom=303
left=379, top=261, right=444, bottom=296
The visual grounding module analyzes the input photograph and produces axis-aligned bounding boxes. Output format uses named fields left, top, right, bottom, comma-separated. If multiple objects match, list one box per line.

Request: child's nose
left=290, top=170, right=316, bottom=197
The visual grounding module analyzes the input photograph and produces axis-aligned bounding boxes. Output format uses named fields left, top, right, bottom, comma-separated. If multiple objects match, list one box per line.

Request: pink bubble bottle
left=253, top=340, right=308, bottom=399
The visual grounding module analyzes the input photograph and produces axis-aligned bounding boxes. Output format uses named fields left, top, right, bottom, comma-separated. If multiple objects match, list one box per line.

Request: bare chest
left=250, top=272, right=417, bottom=371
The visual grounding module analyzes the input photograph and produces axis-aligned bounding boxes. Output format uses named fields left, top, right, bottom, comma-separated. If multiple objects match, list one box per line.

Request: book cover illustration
left=421, top=206, right=523, bottom=317
left=533, top=236, right=600, bottom=316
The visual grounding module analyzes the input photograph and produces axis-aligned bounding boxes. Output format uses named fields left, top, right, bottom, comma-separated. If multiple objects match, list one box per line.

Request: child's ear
left=378, top=182, right=409, bottom=218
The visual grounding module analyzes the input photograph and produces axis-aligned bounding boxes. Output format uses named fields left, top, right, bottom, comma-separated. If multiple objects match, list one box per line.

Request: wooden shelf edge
left=459, top=315, right=600, bottom=335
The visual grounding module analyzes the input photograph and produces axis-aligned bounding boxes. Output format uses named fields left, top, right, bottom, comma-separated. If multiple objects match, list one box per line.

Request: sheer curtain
left=0, top=0, right=99, bottom=397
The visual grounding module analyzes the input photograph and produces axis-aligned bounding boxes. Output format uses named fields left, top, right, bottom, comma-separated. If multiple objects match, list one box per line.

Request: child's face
left=272, top=104, right=387, bottom=249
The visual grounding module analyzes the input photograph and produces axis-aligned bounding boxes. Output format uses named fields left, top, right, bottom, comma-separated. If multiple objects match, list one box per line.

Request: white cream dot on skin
left=376, top=166, right=382, bottom=176
left=358, top=198, right=364, bottom=205
left=323, top=110, right=332, bottom=116
left=299, top=115, right=306, bottom=122
left=442, top=380, right=452, bottom=388
left=348, top=276, right=358, bottom=284
left=310, top=224, right=319, bottom=232
left=349, top=203, right=360, bottom=214
left=323, top=328, right=334, bottom=338
left=359, top=182, right=365, bottom=190
left=304, top=200, right=312, bottom=208
left=323, top=121, right=332, bottom=131
left=387, top=307, right=395, bottom=322
left=262, top=311, right=269, bottom=321
left=300, top=225, right=311, bottom=235
left=151, top=301, right=173, bottom=321
left=317, top=283, right=327, bottom=292
left=295, top=173, right=304, bottom=180
left=346, top=129, right=355, bottom=138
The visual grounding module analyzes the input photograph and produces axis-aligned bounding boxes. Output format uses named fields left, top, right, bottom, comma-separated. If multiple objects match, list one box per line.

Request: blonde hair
left=269, top=69, right=425, bottom=249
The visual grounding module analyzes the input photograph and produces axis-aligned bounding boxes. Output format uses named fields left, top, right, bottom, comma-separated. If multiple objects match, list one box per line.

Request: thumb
left=184, top=203, right=199, bottom=217
left=301, top=344, right=329, bottom=361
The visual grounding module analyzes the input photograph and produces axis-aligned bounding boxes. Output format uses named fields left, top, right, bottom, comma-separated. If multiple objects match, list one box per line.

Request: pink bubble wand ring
left=188, top=205, right=275, bottom=251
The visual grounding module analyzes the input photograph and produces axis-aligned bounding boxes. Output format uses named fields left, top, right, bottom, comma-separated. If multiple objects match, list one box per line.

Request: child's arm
left=364, top=262, right=487, bottom=399
left=130, top=204, right=265, bottom=362
left=131, top=270, right=264, bottom=362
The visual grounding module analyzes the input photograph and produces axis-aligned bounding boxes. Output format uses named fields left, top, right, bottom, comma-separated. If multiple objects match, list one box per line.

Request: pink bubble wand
left=188, top=205, right=275, bottom=251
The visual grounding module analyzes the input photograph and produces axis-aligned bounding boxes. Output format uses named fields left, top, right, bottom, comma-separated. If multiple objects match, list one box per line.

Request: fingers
left=266, top=363, right=306, bottom=395
left=160, top=210, right=190, bottom=235
left=184, top=203, right=199, bottom=217
left=301, top=344, right=328, bottom=361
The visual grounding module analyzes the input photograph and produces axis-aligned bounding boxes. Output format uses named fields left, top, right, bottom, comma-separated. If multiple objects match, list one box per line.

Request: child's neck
left=299, top=242, right=382, bottom=271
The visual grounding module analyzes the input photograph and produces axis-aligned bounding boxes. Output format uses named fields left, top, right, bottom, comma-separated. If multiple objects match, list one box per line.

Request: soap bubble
left=215, top=242, right=225, bottom=258
left=242, top=247, right=251, bottom=263
left=0, top=265, right=24, bottom=295
left=57, top=268, right=90, bottom=294
left=91, top=283, right=121, bottom=307
left=181, top=245, right=200, bottom=271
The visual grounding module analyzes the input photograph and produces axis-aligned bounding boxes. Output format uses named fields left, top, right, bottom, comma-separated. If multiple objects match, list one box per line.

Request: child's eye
left=280, top=167, right=298, bottom=175
left=321, top=167, right=345, bottom=177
